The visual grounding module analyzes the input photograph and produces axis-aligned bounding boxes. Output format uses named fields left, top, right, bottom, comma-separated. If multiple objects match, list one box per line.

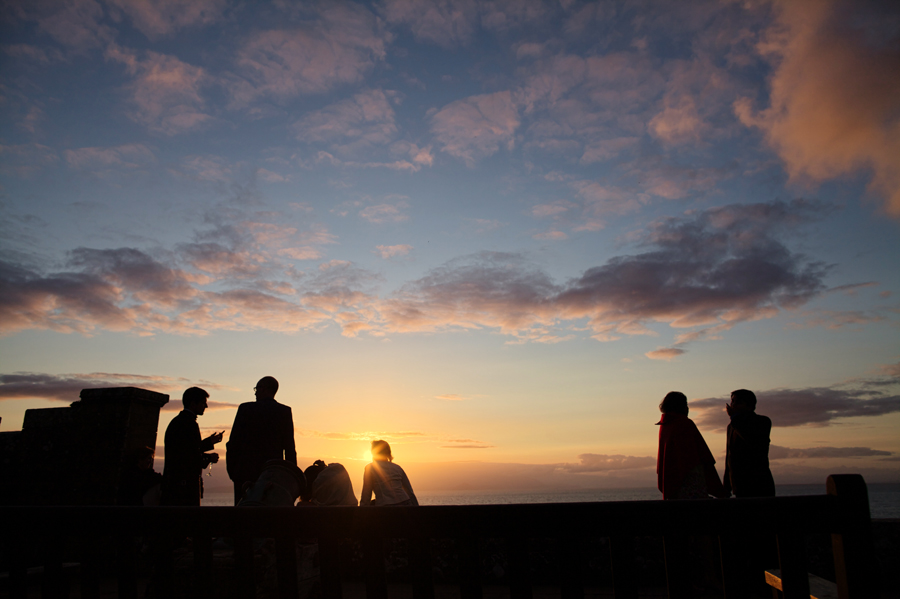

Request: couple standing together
left=161, top=376, right=416, bottom=507
left=656, top=389, right=775, bottom=500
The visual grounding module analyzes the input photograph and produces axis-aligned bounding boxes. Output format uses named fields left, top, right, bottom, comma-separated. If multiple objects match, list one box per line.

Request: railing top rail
left=2, top=494, right=845, bottom=539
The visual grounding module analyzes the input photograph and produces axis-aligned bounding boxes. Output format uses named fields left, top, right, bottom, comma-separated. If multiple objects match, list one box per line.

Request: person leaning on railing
left=656, top=391, right=727, bottom=500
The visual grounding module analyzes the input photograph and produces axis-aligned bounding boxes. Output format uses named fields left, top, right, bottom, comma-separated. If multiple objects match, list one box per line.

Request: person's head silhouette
left=254, top=376, right=279, bottom=401
left=659, top=391, right=688, bottom=415
left=730, top=389, right=757, bottom=412
left=371, top=439, right=393, bottom=462
left=183, top=386, right=210, bottom=415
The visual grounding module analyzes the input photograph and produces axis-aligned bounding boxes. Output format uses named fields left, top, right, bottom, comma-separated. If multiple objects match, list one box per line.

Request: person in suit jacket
left=160, top=387, right=222, bottom=506
left=723, top=389, right=775, bottom=497
left=226, top=376, right=297, bottom=505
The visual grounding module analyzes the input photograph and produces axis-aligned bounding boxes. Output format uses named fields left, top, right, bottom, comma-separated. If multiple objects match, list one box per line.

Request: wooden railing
left=1, top=474, right=877, bottom=599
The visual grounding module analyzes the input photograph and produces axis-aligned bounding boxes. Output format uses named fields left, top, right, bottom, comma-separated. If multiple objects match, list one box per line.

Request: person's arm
left=400, top=467, right=418, bottom=506
left=226, top=406, right=246, bottom=478
left=284, top=407, right=297, bottom=466
left=360, top=464, right=373, bottom=507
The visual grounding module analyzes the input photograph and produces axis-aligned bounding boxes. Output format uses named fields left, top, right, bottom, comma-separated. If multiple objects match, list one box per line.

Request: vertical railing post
left=41, top=537, right=67, bottom=599
left=118, top=534, right=140, bottom=599
left=827, top=474, right=877, bottom=598
left=193, top=534, right=213, bottom=599
left=662, top=534, right=692, bottom=599
left=506, top=535, right=532, bottom=599
left=318, top=536, right=343, bottom=599
left=609, top=535, right=638, bottom=599
left=363, top=535, right=388, bottom=599
left=79, top=536, right=101, bottom=599
left=776, top=533, right=810, bottom=599
left=457, top=536, right=482, bottom=599
left=234, top=535, right=255, bottom=599
left=559, top=535, right=585, bottom=599
left=275, top=536, right=299, bottom=599
left=409, top=536, right=435, bottom=599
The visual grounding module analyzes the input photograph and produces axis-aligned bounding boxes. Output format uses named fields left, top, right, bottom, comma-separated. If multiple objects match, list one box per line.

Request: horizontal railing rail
left=0, top=474, right=878, bottom=599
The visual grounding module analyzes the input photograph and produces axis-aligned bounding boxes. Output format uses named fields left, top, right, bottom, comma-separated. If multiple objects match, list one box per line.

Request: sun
left=362, top=448, right=372, bottom=462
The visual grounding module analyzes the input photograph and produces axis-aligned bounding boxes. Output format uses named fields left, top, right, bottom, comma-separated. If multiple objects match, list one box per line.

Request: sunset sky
left=1, top=0, right=898, bottom=493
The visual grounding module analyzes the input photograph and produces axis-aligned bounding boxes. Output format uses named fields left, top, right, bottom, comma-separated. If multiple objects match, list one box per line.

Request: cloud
left=18, top=0, right=114, bottom=52
left=691, top=384, right=900, bottom=431
left=360, top=202, right=409, bottom=223
left=769, top=445, right=893, bottom=460
left=379, top=0, right=479, bottom=48
left=300, top=429, right=427, bottom=441
left=434, top=394, right=468, bottom=401
left=0, top=143, right=59, bottom=177
left=0, top=371, right=235, bottom=404
left=645, top=347, right=686, bottom=361
left=440, top=444, right=494, bottom=449
left=106, top=0, right=226, bottom=39
left=431, top=91, right=520, bottom=166
left=230, top=4, right=388, bottom=105
left=105, top=45, right=211, bottom=135
left=736, top=0, right=900, bottom=215
left=63, top=144, right=156, bottom=173
left=533, top=230, right=568, bottom=241
left=375, top=244, right=413, bottom=259
left=560, top=453, right=657, bottom=473
left=381, top=200, right=830, bottom=342
left=294, top=89, right=398, bottom=155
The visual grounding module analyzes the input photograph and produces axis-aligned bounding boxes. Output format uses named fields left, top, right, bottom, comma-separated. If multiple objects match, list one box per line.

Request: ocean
left=202, top=482, right=900, bottom=518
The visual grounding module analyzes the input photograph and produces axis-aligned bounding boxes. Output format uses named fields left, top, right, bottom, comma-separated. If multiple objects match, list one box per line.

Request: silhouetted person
left=360, top=440, right=418, bottom=506
left=227, top=376, right=297, bottom=505
left=119, top=446, right=162, bottom=506
left=724, top=389, right=775, bottom=497
left=298, top=461, right=358, bottom=506
left=160, top=387, right=222, bottom=506
left=656, top=391, right=725, bottom=500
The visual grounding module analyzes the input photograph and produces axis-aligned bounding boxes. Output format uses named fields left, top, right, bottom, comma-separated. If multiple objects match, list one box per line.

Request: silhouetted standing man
left=160, top=387, right=222, bottom=506
left=227, top=376, right=297, bottom=504
left=723, top=389, right=775, bottom=497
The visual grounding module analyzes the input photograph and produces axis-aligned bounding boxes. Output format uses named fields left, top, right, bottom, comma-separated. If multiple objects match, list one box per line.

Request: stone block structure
left=0, top=387, right=168, bottom=506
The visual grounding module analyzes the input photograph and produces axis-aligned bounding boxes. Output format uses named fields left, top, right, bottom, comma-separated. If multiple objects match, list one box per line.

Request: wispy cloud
left=769, top=445, right=893, bottom=460
left=375, top=244, right=413, bottom=259
left=359, top=202, right=409, bottom=223
left=105, top=44, right=211, bottom=135
left=691, top=377, right=900, bottom=432
left=0, top=371, right=236, bottom=406
left=230, top=4, right=388, bottom=105
left=431, top=91, right=520, bottom=166
left=106, top=0, right=226, bottom=39
left=559, top=453, right=656, bottom=473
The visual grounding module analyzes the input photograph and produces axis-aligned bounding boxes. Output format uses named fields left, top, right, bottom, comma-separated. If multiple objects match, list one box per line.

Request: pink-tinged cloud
left=431, top=91, right=520, bottom=166
left=380, top=200, right=830, bottom=341
left=691, top=383, right=900, bottom=432
left=533, top=230, right=568, bottom=241
left=0, top=143, right=59, bottom=177
left=650, top=96, right=704, bottom=144
left=360, top=203, right=409, bottom=223
left=106, top=0, right=226, bottom=39
left=231, top=4, right=387, bottom=104
left=736, top=0, right=900, bottom=215
left=580, top=137, right=639, bottom=163
left=379, top=0, right=478, bottom=48
left=24, top=0, right=114, bottom=51
left=434, top=394, right=467, bottom=401
left=561, top=453, right=656, bottom=473
left=64, top=144, right=156, bottom=172
left=105, top=45, right=211, bottom=135
left=645, top=347, right=686, bottom=361
left=294, top=89, right=398, bottom=154
left=769, top=445, right=892, bottom=460
left=375, top=244, right=413, bottom=259
left=0, top=371, right=236, bottom=406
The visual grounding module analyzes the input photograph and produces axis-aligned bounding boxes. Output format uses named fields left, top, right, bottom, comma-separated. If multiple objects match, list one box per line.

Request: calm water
left=204, top=483, right=899, bottom=518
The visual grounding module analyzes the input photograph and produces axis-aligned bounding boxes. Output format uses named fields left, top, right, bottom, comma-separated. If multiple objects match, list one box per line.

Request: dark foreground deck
left=0, top=475, right=881, bottom=599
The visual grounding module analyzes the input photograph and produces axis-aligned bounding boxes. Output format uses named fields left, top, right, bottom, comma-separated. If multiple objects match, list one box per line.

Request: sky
left=1, top=0, right=899, bottom=494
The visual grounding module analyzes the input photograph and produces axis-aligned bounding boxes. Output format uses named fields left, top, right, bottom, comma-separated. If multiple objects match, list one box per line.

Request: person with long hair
left=656, top=391, right=726, bottom=500
left=360, top=440, right=418, bottom=506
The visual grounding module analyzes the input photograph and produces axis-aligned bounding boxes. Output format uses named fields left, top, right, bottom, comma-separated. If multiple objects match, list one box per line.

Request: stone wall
left=0, top=387, right=168, bottom=506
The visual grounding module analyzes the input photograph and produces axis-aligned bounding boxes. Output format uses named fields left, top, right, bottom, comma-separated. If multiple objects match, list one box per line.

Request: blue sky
left=1, top=0, right=899, bottom=492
